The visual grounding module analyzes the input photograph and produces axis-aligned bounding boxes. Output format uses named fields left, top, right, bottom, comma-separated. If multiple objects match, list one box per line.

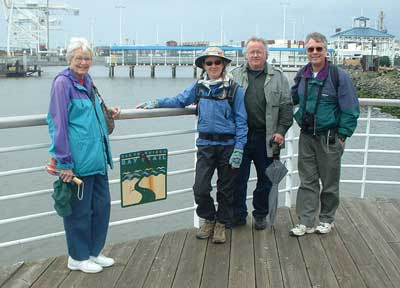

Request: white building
left=330, top=16, right=395, bottom=64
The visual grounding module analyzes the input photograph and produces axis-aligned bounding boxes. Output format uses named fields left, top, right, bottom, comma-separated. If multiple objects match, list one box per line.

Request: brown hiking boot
left=212, top=222, right=226, bottom=244
left=196, top=220, right=215, bottom=239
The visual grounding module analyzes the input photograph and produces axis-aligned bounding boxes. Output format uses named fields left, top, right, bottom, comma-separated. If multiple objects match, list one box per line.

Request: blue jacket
left=47, top=68, right=113, bottom=176
left=291, top=61, right=360, bottom=138
left=157, top=80, right=248, bottom=150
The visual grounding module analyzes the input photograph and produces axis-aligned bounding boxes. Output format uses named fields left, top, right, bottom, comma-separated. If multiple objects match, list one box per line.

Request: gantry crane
left=1, top=0, right=79, bottom=55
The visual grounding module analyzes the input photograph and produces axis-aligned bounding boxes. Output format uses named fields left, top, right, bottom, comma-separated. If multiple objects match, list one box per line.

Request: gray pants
left=296, top=132, right=344, bottom=227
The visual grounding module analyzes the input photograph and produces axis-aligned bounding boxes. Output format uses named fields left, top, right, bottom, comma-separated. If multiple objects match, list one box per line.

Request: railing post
left=360, top=106, right=372, bottom=198
left=285, top=126, right=295, bottom=207
left=193, top=123, right=199, bottom=228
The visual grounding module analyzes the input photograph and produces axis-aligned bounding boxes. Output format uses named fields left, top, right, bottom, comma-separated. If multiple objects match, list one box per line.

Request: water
left=0, top=65, right=399, bottom=266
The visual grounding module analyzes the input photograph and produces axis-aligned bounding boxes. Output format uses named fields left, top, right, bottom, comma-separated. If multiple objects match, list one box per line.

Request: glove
left=229, top=148, right=243, bottom=169
left=136, top=100, right=160, bottom=109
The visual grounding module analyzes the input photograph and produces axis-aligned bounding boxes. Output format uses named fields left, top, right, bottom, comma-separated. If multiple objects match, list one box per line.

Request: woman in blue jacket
left=137, top=47, right=248, bottom=244
left=47, top=37, right=120, bottom=273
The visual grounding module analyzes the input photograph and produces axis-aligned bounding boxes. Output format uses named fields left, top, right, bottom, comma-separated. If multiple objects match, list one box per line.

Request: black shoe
left=225, top=217, right=247, bottom=229
left=254, top=217, right=267, bottom=230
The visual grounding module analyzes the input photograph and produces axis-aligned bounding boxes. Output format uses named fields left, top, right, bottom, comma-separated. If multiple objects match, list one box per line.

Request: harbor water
left=0, top=65, right=399, bottom=266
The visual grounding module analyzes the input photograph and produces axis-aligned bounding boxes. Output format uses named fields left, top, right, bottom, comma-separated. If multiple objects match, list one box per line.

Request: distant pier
left=105, top=45, right=325, bottom=78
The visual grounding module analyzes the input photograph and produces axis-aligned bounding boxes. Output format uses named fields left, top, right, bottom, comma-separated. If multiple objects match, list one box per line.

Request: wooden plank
left=355, top=199, right=397, bottom=242
left=274, top=208, right=311, bottom=288
left=336, top=202, right=393, bottom=287
left=115, top=235, right=163, bottom=288
left=58, top=245, right=113, bottom=288
left=2, top=258, right=55, bottom=288
left=289, top=208, right=340, bottom=288
left=78, top=240, right=139, bottom=288
left=229, top=218, right=255, bottom=288
left=390, top=199, right=400, bottom=212
left=31, top=256, right=69, bottom=288
left=375, top=199, right=400, bottom=240
left=172, top=229, right=207, bottom=288
left=143, top=230, right=187, bottom=288
left=389, top=242, right=400, bottom=258
left=342, top=199, right=400, bottom=286
left=200, top=230, right=231, bottom=288
left=253, top=225, right=283, bottom=288
left=0, top=262, right=23, bottom=287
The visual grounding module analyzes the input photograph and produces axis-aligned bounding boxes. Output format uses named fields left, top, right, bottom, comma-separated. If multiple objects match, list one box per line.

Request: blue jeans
left=234, top=131, right=273, bottom=220
left=63, top=174, right=111, bottom=261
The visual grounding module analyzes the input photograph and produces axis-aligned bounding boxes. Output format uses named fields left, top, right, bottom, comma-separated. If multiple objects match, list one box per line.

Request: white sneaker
left=316, top=222, right=334, bottom=234
left=90, top=254, right=115, bottom=267
left=289, top=224, right=315, bottom=236
left=67, top=257, right=103, bottom=273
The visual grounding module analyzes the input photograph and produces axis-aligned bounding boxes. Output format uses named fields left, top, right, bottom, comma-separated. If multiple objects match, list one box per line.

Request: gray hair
left=305, top=32, right=328, bottom=48
left=243, top=36, right=268, bottom=55
left=66, top=37, right=93, bottom=64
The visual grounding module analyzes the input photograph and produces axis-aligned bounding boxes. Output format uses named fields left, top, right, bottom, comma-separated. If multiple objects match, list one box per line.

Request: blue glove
left=136, top=100, right=159, bottom=109
left=229, top=148, right=243, bottom=169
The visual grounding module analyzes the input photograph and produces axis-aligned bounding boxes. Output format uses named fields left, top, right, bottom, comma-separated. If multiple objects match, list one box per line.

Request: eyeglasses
left=204, top=60, right=222, bottom=66
left=73, top=57, right=92, bottom=63
left=307, top=46, right=324, bottom=53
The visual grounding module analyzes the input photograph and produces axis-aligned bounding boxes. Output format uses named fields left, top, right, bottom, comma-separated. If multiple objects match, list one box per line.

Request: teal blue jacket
left=47, top=68, right=113, bottom=176
left=291, top=62, right=360, bottom=139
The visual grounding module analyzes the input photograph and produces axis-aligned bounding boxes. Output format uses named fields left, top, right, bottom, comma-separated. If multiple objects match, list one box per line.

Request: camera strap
left=302, top=78, right=325, bottom=116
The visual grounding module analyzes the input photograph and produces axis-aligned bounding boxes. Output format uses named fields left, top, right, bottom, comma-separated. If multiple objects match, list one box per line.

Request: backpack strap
left=328, top=63, right=340, bottom=94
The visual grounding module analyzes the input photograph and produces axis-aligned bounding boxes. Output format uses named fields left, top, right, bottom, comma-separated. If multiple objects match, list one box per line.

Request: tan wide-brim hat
left=195, top=47, right=232, bottom=68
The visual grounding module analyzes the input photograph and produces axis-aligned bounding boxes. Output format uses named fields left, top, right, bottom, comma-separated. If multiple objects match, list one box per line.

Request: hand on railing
left=136, top=100, right=160, bottom=109
left=229, top=148, right=243, bottom=169
left=108, top=106, right=121, bottom=119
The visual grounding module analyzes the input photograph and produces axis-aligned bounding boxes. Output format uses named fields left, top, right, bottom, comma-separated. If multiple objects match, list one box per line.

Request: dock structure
left=105, top=46, right=335, bottom=78
left=1, top=197, right=400, bottom=288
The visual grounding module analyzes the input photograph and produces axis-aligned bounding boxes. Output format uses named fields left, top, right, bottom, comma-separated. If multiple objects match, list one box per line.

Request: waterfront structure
left=1, top=0, right=79, bottom=55
left=331, top=15, right=395, bottom=64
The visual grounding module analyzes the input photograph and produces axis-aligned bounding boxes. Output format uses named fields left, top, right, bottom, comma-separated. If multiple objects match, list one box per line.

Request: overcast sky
left=1, top=0, right=399, bottom=48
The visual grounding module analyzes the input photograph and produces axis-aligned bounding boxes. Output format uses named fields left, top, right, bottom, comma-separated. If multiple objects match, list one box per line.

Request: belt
left=301, top=127, right=337, bottom=137
left=198, top=132, right=235, bottom=142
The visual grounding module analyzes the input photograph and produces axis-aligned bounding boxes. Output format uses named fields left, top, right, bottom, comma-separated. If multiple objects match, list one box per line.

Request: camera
left=301, top=111, right=315, bottom=131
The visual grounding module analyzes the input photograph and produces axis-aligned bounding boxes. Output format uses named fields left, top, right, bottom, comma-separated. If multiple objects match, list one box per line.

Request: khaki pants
left=296, top=132, right=344, bottom=227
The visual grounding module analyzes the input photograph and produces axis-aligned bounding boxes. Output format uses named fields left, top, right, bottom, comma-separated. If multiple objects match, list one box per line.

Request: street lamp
left=281, top=1, right=290, bottom=44
left=115, top=4, right=126, bottom=45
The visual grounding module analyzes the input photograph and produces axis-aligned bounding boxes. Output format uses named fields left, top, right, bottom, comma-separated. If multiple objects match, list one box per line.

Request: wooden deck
left=2, top=197, right=400, bottom=288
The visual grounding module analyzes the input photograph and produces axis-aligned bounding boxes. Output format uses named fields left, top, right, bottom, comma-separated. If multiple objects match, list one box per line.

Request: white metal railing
left=0, top=99, right=400, bottom=249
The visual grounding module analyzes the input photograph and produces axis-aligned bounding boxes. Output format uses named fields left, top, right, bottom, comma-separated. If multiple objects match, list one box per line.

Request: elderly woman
left=137, top=47, right=247, bottom=243
left=47, top=37, right=120, bottom=273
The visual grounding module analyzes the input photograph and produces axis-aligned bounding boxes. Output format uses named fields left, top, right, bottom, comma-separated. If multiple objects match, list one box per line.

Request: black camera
left=301, top=111, right=315, bottom=131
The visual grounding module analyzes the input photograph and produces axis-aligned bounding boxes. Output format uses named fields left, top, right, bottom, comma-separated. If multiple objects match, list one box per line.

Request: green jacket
left=231, top=63, right=293, bottom=157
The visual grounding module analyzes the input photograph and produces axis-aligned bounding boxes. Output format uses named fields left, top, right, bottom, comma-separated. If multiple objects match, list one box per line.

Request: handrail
left=0, top=98, right=400, bottom=251
left=1, top=98, right=399, bottom=130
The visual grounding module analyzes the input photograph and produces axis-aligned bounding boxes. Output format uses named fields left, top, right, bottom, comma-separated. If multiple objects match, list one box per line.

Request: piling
left=172, top=65, right=176, bottom=78
left=193, top=66, right=197, bottom=78
left=151, top=65, right=155, bottom=78
left=109, top=64, right=115, bottom=78
left=129, top=65, right=135, bottom=78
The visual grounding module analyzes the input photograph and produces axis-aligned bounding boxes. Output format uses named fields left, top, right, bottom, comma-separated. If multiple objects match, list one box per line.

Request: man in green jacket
left=231, top=37, right=293, bottom=229
left=289, top=32, right=360, bottom=236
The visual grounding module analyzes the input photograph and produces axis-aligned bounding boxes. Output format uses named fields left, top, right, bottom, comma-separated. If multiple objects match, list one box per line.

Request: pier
left=1, top=197, right=400, bottom=287
left=105, top=46, right=332, bottom=78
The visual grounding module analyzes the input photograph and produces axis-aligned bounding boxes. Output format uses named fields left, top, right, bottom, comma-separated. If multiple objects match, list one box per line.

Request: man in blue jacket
left=290, top=32, right=360, bottom=236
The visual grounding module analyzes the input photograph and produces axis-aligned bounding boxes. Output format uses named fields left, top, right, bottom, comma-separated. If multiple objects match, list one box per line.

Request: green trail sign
left=120, top=149, right=168, bottom=208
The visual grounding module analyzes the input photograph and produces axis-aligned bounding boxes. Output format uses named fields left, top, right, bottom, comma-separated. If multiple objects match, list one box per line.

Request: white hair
left=66, top=37, right=93, bottom=64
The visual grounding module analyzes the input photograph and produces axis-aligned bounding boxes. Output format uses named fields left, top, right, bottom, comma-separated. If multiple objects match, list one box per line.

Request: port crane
left=1, top=0, right=79, bottom=55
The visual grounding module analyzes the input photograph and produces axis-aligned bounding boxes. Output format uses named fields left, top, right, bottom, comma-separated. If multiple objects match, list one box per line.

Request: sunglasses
left=307, top=46, right=324, bottom=53
left=204, top=60, right=222, bottom=66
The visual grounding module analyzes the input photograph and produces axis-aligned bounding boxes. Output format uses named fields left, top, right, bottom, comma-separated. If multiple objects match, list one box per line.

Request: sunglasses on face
left=307, top=46, right=324, bottom=53
left=204, top=60, right=222, bottom=66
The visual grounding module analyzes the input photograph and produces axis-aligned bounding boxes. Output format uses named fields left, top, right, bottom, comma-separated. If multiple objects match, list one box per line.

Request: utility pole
left=115, top=4, right=126, bottom=45
left=281, top=1, right=290, bottom=43
left=46, top=0, right=50, bottom=51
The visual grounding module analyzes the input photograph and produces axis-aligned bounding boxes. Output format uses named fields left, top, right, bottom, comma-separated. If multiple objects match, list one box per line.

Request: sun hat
left=195, top=47, right=232, bottom=68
